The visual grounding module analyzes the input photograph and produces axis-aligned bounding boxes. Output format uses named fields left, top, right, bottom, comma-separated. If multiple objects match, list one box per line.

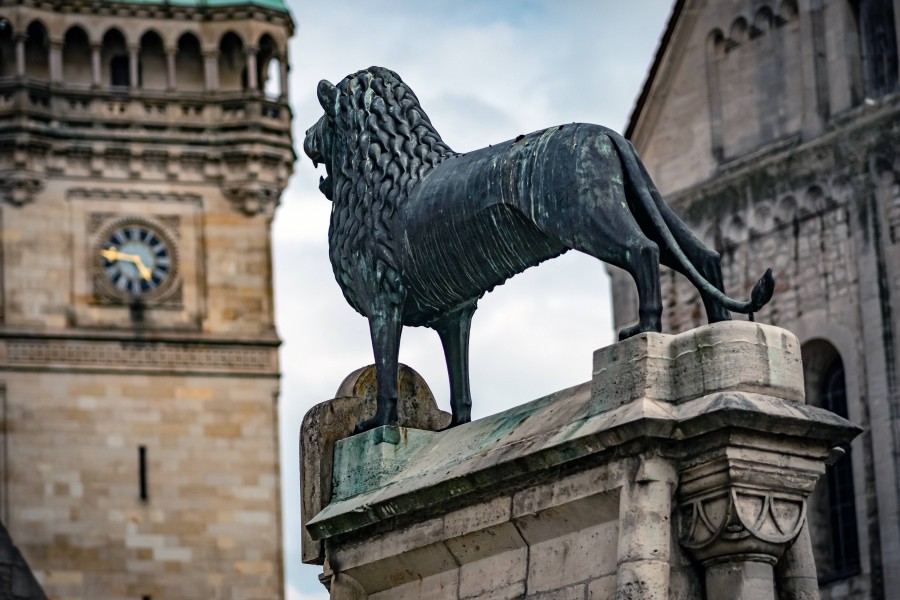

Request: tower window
left=110, top=56, right=129, bottom=88
left=138, top=445, right=148, bottom=502
left=854, top=0, right=899, bottom=99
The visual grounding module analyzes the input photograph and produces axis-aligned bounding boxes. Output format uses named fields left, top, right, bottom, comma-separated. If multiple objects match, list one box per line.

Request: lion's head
left=304, top=67, right=456, bottom=315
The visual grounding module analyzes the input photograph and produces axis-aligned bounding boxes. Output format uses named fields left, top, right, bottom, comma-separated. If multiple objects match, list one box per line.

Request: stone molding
left=302, top=322, right=861, bottom=599
left=0, top=338, right=278, bottom=376
left=71, top=187, right=202, bottom=206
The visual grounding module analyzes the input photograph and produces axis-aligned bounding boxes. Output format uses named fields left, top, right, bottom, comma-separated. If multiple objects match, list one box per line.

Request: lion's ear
left=318, top=80, right=338, bottom=116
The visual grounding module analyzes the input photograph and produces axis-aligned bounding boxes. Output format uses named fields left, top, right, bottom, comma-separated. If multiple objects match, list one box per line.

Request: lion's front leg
left=354, top=305, right=403, bottom=434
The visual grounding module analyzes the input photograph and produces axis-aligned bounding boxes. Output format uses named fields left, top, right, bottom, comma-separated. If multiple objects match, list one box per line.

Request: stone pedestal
left=300, top=322, right=861, bottom=599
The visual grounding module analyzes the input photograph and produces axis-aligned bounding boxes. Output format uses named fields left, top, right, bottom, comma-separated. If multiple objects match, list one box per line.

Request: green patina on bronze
left=304, top=67, right=775, bottom=435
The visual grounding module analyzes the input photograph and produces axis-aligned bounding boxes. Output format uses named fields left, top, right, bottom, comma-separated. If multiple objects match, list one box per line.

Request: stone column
left=203, top=49, right=218, bottom=92
left=616, top=455, right=677, bottom=599
left=775, top=520, right=820, bottom=600
left=49, top=39, right=63, bottom=85
left=279, top=55, right=289, bottom=101
left=165, top=46, right=177, bottom=90
left=128, top=45, right=139, bottom=89
left=244, top=46, right=258, bottom=91
left=91, top=43, right=102, bottom=87
left=677, top=447, right=818, bottom=600
left=14, top=33, right=26, bottom=78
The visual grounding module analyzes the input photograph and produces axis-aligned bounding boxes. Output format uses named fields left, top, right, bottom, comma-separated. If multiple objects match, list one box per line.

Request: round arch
left=62, top=25, right=91, bottom=86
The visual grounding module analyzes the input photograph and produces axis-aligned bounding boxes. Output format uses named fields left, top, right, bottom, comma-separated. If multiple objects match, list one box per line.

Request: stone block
left=300, top=364, right=450, bottom=564
left=457, top=547, right=527, bottom=599
left=592, top=321, right=804, bottom=412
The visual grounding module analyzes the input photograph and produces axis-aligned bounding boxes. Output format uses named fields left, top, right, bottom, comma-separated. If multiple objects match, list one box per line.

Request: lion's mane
left=329, top=67, right=456, bottom=316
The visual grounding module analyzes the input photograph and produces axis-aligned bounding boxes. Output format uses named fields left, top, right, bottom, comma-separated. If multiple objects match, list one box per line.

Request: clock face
left=95, top=218, right=178, bottom=302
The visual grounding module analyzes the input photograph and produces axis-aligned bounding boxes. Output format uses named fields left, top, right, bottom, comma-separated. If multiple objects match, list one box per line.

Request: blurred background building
left=611, top=1, right=900, bottom=599
left=0, top=0, right=294, bottom=598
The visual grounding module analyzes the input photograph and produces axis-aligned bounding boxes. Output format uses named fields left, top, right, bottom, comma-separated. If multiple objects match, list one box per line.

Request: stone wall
left=2, top=370, right=282, bottom=600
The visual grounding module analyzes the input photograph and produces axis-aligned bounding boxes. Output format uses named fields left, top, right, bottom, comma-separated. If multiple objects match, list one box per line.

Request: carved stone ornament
left=0, top=172, right=44, bottom=206
left=223, top=182, right=281, bottom=216
left=679, top=488, right=806, bottom=565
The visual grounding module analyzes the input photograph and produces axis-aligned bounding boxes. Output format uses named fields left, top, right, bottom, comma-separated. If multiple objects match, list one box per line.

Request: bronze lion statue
left=304, top=66, right=774, bottom=433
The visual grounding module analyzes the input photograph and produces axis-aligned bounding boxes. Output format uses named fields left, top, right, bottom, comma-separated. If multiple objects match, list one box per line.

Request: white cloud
left=278, top=0, right=673, bottom=594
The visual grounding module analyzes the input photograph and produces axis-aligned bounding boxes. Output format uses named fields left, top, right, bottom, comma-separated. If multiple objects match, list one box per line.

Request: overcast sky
left=275, top=2, right=673, bottom=597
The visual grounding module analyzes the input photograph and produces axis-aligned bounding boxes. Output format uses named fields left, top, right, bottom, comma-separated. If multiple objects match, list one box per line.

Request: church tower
left=0, top=0, right=294, bottom=598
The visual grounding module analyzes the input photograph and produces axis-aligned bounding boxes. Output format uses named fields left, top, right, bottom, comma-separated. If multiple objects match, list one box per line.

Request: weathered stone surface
left=300, top=364, right=450, bottom=564
left=303, top=322, right=861, bottom=598
left=617, top=4, right=900, bottom=597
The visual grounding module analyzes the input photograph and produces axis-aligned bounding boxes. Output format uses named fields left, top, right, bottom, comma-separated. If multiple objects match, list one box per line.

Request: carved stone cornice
left=0, top=171, right=43, bottom=206
left=223, top=181, right=282, bottom=217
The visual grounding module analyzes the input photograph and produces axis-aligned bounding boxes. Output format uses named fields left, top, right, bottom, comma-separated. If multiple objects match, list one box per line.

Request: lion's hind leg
left=612, top=239, right=663, bottom=340
left=634, top=150, right=732, bottom=324
left=432, top=301, right=477, bottom=428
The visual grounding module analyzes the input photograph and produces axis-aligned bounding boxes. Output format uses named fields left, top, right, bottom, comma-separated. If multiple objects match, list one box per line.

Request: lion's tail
left=609, top=133, right=774, bottom=315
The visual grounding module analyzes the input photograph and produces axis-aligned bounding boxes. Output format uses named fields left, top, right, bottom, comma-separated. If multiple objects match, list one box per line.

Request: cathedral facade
left=611, top=1, right=900, bottom=599
left=0, top=0, right=294, bottom=598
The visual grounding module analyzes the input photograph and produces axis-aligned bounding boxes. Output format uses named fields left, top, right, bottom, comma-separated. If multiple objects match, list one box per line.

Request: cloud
left=279, top=0, right=673, bottom=594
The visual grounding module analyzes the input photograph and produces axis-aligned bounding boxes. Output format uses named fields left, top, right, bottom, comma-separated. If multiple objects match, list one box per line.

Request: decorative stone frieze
left=0, top=336, right=279, bottom=375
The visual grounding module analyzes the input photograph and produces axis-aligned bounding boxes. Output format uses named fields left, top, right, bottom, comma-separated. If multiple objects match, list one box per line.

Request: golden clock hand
left=101, top=248, right=152, bottom=281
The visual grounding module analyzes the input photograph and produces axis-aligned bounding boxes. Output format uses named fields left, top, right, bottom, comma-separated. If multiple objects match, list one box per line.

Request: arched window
left=801, top=340, right=861, bottom=583
left=24, top=21, right=49, bottom=80
left=62, top=26, right=91, bottom=87
left=101, top=29, right=128, bottom=88
left=175, top=33, right=203, bottom=92
left=218, top=32, right=245, bottom=92
left=263, top=57, right=281, bottom=99
left=852, top=0, right=899, bottom=99
left=139, top=31, right=166, bottom=90
left=257, top=34, right=279, bottom=96
left=0, top=20, right=14, bottom=78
